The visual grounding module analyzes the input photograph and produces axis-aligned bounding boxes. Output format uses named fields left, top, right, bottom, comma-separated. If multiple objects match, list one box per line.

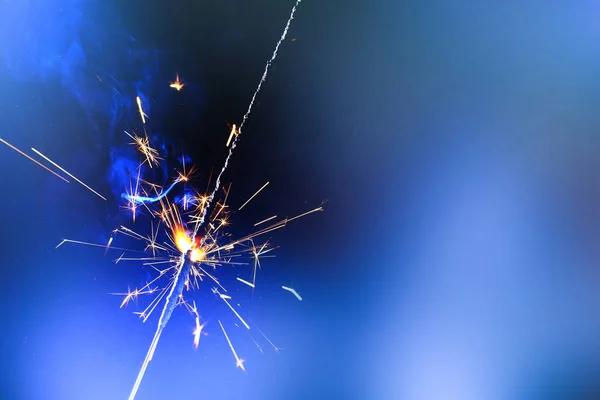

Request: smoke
left=0, top=0, right=166, bottom=200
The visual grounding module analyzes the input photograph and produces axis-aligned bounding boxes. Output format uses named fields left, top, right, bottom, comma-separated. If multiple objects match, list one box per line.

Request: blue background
left=2, top=0, right=600, bottom=399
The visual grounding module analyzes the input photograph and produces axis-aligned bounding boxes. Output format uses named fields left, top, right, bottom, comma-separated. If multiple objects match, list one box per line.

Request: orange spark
left=125, top=131, right=162, bottom=168
left=239, top=181, right=269, bottom=210
left=0, top=138, right=69, bottom=183
left=226, top=124, right=237, bottom=147
left=30, top=148, right=106, bottom=200
left=170, top=74, right=184, bottom=91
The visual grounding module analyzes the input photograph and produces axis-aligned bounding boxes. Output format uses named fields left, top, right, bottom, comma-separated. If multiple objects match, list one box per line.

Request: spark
left=56, top=238, right=144, bottom=253
left=226, top=124, right=237, bottom=147
left=282, top=286, right=302, bottom=301
left=254, top=324, right=283, bottom=353
left=254, top=215, right=277, bottom=226
left=170, top=74, right=184, bottom=91
left=191, top=301, right=205, bottom=348
left=30, top=148, right=107, bottom=200
left=125, top=131, right=162, bottom=168
left=104, top=237, right=113, bottom=256
left=238, top=181, right=269, bottom=211
left=236, top=277, right=255, bottom=288
left=248, top=332, right=264, bottom=354
left=219, top=320, right=246, bottom=371
left=136, top=96, right=147, bottom=124
left=214, top=288, right=250, bottom=329
left=0, top=138, right=69, bottom=183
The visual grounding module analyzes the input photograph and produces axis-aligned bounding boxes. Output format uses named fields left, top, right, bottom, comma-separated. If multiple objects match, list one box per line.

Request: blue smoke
left=0, top=0, right=166, bottom=200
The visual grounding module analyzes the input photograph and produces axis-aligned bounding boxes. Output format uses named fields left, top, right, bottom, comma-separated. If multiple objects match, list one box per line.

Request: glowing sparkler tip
left=174, top=225, right=193, bottom=253
left=173, top=225, right=206, bottom=262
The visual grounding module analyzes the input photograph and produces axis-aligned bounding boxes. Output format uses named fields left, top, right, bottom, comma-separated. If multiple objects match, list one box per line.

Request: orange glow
left=174, top=225, right=192, bottom=253
left=190, top=248, right=205, bottom=262
left=173, top=225, right=205, bottom=261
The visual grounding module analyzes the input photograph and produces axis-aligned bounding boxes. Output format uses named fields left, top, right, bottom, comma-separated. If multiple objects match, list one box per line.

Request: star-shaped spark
left=170, top=74, right=184, bottom=91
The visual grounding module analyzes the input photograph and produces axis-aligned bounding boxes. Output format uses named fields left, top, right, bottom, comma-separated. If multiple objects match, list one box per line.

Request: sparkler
left=123, top=2, right=306, bottom=393
left=0, top=0, right=314, bottom=398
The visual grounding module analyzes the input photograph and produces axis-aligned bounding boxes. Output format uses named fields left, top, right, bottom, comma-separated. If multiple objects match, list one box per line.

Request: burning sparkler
left=3, top=1, right=313, bottom=398
left=122, top=2, right=307, bottom=394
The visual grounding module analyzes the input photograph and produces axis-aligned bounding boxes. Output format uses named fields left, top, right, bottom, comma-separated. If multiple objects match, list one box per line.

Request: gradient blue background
left=2, top=1, right=600, bottom=399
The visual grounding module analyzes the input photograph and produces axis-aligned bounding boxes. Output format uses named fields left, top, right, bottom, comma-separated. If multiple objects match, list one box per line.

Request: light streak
left=122, top=176, right=182, bottom=204
left=248, top=331, right=264, bottom=354
left=104, top=237, right=113, bottom=256
left=282, top=286, right=302, bottom=301
left=30, top=148, right=107, bottom=200
left=254, top=324, right=283, bottom=353
left=136, top=96, right=147, bottom=124
left=236, top=277, right=255, bottom=288
left=219, top=320, right=246, bottom=371
left=254, top=215, right=277, bottom=226
left=238, top=181, right=269, bottom=210
left=226, top=124, right=237, bottom=147
left=56, top=238, right=145, bottom=253
left=214, top=288, right=250, bottom=329
left=0, top=138, right=69, bottom=183
left=191, top=301, right=205, bottom=349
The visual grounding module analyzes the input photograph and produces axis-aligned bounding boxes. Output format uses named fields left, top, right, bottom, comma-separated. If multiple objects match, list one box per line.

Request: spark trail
left=122, top=176, right=183, bottom=204
left=127, top=2, right=303, bottom=398
left=0, top=138, right=69, bottom=183
left=31, top=148, right=107, bottom=200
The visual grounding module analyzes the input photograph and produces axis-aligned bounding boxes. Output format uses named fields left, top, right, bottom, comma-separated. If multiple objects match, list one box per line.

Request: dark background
left=2, top=1, right=600, bottom=399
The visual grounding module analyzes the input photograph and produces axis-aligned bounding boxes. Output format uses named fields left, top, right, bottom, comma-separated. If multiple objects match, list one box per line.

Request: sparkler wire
left=128, top=254, right=193, bottom=400
left=191, top=0, right=302, bottom=239
left=128, top=1, right=302, bottom=398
